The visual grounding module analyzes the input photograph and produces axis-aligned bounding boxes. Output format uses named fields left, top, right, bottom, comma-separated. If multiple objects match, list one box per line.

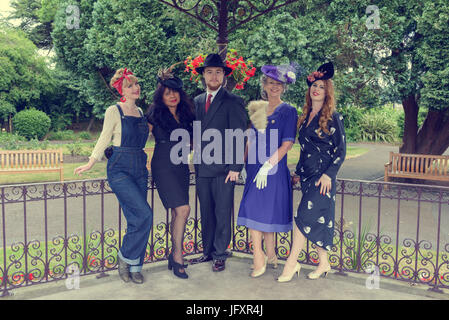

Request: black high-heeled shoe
left=168, top=253, right=189, bottom=279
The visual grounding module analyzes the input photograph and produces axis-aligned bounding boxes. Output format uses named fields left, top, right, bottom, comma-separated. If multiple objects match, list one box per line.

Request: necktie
left=205, top=93, right=213, bottom=113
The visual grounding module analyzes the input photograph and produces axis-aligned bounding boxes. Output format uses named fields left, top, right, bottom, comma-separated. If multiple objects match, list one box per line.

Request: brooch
left=271, top=120, right=275, bottom=124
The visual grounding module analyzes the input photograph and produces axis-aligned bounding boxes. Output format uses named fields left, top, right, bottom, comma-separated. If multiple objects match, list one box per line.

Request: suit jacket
left=194, top=87, right=248, bottom=177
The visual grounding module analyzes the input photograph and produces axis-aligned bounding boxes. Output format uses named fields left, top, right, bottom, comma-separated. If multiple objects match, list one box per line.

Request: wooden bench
left=0, top=149, right=64, bottom=182
left=384, top=152, right=449, bottom=183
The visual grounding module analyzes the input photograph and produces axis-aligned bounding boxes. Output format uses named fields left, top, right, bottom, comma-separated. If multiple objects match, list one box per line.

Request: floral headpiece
left=112, top=68, right=134, bottom=96
left=306, top=62, right=334, bottom=87
left=157, top=62, right=183, bottom=89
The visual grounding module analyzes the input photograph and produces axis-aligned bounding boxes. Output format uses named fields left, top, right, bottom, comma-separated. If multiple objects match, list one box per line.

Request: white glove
left=240, top=167, right=247, bottom=182
left=253, top=161, right=273, bottom=190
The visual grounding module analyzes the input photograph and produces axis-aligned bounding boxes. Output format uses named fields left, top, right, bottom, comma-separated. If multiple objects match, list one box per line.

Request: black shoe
left=117, top=256, right=130, bottom=283
left=188, top=255, right=212, bottom=265
left=212, top=259, right=226, bottom=272
left=168, top=253, right=189, bottom=279
left=130, top=272, right=144, bottom=284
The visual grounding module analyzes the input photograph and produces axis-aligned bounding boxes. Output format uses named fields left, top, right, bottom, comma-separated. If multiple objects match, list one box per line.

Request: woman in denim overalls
left=75, top=68, right=152, bottom=284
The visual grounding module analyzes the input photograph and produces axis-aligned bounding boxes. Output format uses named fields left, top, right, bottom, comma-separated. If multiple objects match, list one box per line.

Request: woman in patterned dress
left=277, top=62, right=346, bottom=282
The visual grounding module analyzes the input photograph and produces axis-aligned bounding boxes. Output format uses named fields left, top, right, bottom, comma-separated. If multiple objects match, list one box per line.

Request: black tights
left=170, top=205, right=190, bottom=265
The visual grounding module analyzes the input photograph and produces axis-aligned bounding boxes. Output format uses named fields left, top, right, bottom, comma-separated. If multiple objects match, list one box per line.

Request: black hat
left=157, top=65, right=183, bottom=89
left=306, top=62, right=334, bottom=87
left=158, top=76, right=183, bottom=89
left=195, top=53, right=232, bottom=76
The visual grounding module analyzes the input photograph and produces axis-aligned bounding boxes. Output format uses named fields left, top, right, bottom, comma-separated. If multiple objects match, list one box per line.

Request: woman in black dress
left=277, top=62, right=346, bottom=282
left=146, top=67, right=195, bottom=279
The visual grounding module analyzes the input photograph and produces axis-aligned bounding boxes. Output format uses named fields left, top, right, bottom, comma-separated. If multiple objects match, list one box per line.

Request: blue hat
left=261, top=63, right=299, bottom=84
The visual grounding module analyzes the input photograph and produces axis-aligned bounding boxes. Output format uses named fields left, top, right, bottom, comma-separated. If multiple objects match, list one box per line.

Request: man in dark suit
left=190, top=53, right=248, bottom=272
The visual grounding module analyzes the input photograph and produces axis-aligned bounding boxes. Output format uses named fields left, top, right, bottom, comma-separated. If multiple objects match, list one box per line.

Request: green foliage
left=358, top=108, right=399, bottom=143
left=5, top=0, right=449, bottom=154
left=12, top=108, right=51, bottom=140
left=0, top=132, right=27, bottom=149
left=0, top=132, right=49, bottom=150
left=338, top=105, right=365, bottom=142
left=0, top=27, right=56, bottom=114
left=416, top=0, right=449, bottom=112
left=47, top=130, right=76, bottom=141
left=0, top=101, right=16, bottom=122
left=78, top=131, right=92, bottom=140
left=7, top=0, right=54, bottom=49
left=66, top=141, right=83, bottom=156
left=49, top=112, right=73, bottom=131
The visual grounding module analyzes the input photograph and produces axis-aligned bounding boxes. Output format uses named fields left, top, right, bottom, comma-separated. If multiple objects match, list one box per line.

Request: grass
left=0, top=162, right=108, bottom=185
left=286, top=144, right=369, bottom=166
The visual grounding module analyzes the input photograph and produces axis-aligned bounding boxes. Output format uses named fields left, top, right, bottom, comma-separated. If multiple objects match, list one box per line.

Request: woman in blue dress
left=237, top=64, right=299, bottom=278
left=277, top=62, right=346, bottom=282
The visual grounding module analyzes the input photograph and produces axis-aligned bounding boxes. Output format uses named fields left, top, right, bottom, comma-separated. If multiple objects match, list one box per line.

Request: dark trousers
left=196, top=175, right=235, bottom=260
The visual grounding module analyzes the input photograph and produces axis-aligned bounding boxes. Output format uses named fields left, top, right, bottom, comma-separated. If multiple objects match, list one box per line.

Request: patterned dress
left=294, top=110, right=346, bottom=251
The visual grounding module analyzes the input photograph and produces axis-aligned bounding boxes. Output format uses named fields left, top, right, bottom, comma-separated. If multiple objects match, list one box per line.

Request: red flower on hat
left=184, top=49, right=256, bottom=90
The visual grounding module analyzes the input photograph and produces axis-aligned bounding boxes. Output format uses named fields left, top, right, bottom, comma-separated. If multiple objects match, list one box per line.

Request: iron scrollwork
left=158, top=0, right=300, bottom=34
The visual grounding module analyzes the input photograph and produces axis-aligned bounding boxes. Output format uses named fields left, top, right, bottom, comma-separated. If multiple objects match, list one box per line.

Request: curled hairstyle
left=260, top=75, right=287, bottom=101
left=146, top=84, right=195, bottom=133
left=110, top=68, right=139, bottom=90
left=297, top=79, right=336, bottom=136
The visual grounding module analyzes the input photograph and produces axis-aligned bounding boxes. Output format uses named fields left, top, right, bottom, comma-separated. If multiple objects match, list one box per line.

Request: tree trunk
left=415, top=109, right=449, bottom=155
left=399, top=93, right=449, bottom=155
left=86, top=115, right=96, bottom=133
left=399, top=94, right=419, bottom=154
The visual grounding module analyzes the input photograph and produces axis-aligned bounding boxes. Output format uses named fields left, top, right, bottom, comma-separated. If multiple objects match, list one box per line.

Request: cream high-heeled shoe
left=251, top=255, right=268, bottom=278
left=307, top=265, right=331, bottom=280
left=277, top=262, right=301, bottom=283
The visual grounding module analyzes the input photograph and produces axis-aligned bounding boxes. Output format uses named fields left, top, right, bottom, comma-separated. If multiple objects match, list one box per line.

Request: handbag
left=104, top=146, right=113, bottom=159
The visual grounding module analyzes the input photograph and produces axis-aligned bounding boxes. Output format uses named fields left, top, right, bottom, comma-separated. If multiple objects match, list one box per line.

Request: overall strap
left=116, top=104, right=125, bottom=119
left=115, top=104, right=125, bottom=146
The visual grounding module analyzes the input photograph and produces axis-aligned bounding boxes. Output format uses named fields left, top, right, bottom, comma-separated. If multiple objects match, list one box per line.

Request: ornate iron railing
left=1, top=175, right=449, bottom=297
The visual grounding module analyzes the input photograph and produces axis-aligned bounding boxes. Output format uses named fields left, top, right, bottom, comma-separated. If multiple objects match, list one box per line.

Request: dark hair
left=146, top=84, right=195, bottom=133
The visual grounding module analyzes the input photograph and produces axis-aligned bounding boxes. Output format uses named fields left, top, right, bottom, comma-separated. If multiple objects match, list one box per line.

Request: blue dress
left=237, top=103, right=298, bottom=232
left=294, top=110, right=346, bottom=251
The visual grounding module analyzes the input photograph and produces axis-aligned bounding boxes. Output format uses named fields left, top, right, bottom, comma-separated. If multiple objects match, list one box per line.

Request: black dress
left=294, top=110, right=346, bottom=251
left=149, top=113, right=192, bottom=210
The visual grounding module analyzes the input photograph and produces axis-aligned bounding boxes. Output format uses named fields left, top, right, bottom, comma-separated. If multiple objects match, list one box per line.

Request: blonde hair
left=110, top=68, right=138, bottom=89
left=297, top=79, right=336, bottom=136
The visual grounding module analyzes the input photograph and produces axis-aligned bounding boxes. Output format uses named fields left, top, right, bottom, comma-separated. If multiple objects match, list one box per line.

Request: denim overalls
left=107, top=104, right=152, bottom=273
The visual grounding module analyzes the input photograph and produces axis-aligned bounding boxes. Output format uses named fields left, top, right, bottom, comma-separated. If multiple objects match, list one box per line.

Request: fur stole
left=248, top=100, right=268, bottom=132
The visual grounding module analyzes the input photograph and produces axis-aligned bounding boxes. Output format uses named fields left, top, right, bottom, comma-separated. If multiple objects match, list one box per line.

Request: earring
left=120, top=96, right=126, bottom=102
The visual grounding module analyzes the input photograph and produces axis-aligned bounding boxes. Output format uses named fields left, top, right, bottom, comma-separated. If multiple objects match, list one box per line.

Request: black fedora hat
left=195, top=53, right=232, bottom=76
